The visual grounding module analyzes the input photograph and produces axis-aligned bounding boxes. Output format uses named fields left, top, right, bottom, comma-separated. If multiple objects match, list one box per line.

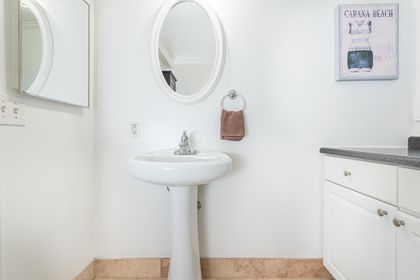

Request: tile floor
left=94, top=278, right=331, bottom=280
left=91, top=258, right=333, bottom=280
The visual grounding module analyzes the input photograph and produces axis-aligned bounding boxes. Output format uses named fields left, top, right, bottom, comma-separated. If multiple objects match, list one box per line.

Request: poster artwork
left=336, top=4, right=399, bottom=81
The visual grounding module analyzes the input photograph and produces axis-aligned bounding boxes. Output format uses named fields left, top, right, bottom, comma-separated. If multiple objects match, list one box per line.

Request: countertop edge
left=320, top=147, right=420, bottom=169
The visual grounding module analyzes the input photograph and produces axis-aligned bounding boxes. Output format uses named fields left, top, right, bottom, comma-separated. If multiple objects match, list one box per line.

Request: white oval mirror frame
left=20, top=0, right=54, bottom=95
left=151, top=0, right=225, bottom=105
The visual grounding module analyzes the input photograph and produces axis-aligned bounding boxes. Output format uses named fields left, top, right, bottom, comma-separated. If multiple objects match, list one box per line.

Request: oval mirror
left=151, top=0, right=225, bottom=104
left=20, top=0, right=53, bottom=94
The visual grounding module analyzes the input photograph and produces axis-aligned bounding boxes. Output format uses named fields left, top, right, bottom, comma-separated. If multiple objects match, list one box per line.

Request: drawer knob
left=377, top=209, right=388, bottom=217
left=393, top=218, right=406, bottom=227
left=343, top=170, right=352, bottom=177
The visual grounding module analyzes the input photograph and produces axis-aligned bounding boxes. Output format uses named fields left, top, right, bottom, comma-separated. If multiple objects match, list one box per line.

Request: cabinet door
left=324, top=181, right=396, bottom=280
left=396, top=211, right=420, bottom=280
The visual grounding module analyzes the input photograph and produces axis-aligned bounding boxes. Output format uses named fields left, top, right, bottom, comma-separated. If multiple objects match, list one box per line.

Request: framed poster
left=336, top=4, right=399, bottom=81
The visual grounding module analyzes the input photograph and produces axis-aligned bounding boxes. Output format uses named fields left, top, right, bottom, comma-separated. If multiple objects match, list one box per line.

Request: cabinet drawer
left=398, top=168, right=420, bottom=216
left=324, top=156, right=397, bottom=205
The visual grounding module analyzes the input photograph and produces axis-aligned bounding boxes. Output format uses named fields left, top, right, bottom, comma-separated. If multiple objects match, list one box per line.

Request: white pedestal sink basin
left=128, top=149, right=232, bottom=280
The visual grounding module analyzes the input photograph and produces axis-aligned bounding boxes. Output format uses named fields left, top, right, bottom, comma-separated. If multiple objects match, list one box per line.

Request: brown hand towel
left=220, top=109, right=245, bottom=141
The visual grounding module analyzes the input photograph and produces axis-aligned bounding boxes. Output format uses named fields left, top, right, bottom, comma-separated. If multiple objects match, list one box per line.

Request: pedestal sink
left=128, top=149, right=232, bottom=280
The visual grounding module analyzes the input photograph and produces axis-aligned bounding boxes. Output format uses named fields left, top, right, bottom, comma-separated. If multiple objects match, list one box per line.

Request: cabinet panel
left=324, top=156, right=397, bottom=205
left=398, top=168, right=420, bottom=217
left=324, top=181, right=396, bottom=280
left=396, top=211, right=420, bottom=280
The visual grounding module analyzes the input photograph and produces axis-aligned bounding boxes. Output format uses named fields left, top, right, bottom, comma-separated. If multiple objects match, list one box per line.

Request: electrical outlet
left=0, top=98, right=25, bottom=126
left=130, top=122, right=140, bottom=138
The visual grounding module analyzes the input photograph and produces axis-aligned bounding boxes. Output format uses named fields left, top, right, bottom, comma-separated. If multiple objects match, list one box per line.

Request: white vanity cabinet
left=396, top=168, right=420, bottom=279
left=324, top=181, right=396, bottom=280
left=396, top=211, right=420, bottom=280
left=323, top=156, right=420, bottom=280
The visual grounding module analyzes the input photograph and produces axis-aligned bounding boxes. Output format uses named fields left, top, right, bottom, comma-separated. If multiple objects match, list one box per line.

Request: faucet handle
left=179, top=131, right=189, bottom=147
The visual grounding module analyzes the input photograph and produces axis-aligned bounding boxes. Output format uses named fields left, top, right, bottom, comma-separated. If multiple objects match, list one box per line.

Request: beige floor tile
left=199, top=259, right=330, bottom=279
left=94, top=278, right=162, bottom=280
left=94, top=259, right=161, bottom=278
left=74, top=262, right=94, bottom=280
left=94, top=258, right=333, bottom=280
left=159, top=259, right=331, bottom=278
left=94, top=278, right=331, bottom=280
left=203, top=278, right=331, bottom=280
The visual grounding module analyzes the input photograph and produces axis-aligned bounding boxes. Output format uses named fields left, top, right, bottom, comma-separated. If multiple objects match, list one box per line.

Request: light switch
left=0, top=98, right=25, bottom=126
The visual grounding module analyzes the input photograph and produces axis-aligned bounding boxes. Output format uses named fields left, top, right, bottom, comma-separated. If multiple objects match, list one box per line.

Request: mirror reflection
left=158, top=2, right=216, bottom=96
left=21, top=5, right=41, bottom=91
left=21, top=0, right=51, bottom=93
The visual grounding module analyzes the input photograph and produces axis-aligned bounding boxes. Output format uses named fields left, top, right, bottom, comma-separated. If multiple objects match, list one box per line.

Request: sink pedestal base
left=168, top=186, right=202, bottom=280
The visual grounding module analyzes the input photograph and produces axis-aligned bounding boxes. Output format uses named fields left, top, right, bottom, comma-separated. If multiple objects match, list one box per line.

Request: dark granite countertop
left=320, top=146, right=420, bottom=169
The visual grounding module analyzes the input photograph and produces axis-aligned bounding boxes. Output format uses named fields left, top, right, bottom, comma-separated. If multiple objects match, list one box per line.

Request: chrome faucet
left=174, top=131, right=196, bottom=155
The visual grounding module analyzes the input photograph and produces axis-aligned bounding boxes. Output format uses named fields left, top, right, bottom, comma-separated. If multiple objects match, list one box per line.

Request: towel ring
left=220, top=90, right=247, bottom=111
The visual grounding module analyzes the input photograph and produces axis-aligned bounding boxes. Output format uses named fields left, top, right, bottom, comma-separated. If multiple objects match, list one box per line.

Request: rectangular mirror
left=19, top=0, right=90, bottom=107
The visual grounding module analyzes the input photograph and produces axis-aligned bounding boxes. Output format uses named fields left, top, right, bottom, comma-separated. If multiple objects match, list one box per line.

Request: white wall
left=0, top=0, right=95, bottom=279
left=95, top=0, right=414, bottom=259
